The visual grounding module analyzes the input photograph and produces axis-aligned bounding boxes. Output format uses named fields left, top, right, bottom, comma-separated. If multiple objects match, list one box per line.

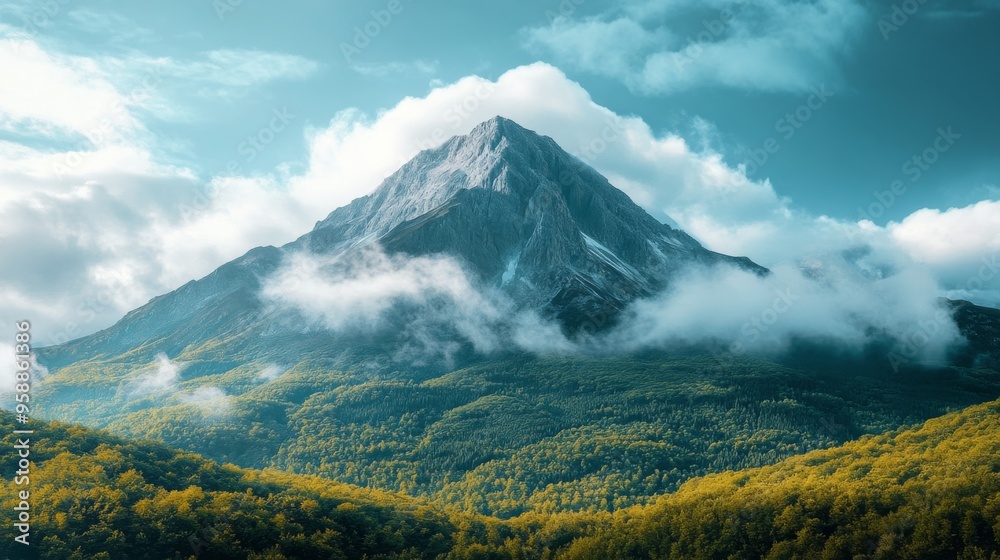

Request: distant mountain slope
left=947, top=298, right=1000, bottom=367
left=38, top=117, right=764, bottom=370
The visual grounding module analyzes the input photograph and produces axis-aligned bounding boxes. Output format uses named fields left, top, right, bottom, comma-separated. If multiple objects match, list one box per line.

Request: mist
left=605, top=260, right=962, bottom=370
left=260, top=247, right=571, bottom=366
left=259, top=244, right=967, bottom=370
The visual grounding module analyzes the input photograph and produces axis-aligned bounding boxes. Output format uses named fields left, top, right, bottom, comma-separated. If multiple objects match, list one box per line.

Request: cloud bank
left=261, top=247, right=570, bottom=366
left=258, top=243, right=964, bottom=371
left=522, top=0, right=867, bottom=94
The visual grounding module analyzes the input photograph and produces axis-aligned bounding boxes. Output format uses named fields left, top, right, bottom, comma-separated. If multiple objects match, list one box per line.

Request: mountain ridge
left=39, top=116, right=768, bottom=365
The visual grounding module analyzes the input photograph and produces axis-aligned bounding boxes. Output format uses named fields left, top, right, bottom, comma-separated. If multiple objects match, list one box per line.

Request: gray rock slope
left=39, top=117, right=766, bottom=366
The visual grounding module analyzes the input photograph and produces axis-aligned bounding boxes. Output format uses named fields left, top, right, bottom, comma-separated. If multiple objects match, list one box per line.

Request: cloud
left=888, top=200, right=1000, bottom=265
left=886, top=200, right=1000, bottom=307
left=155, top=49, right=320, bottom=89
left=608, top=260, right=962, bottom=366
left=178, top=386, right=232, bottom=417
left=0, top=342, right=49, bottom=408
left=350, top=60, right=439, bottom=77
left=0, top=32, right=316, bottom=345
left=261, top=247, right=568, bottom=365
left=0, top=36, right=144, bottom=143
left=128, top=353, right=181, bottom=397
left=65, top=8, right=154, bottom=42
left=257, top=245, right=965, bottom=371
left=120, top=354, right=232, bottom=416
left=0, top=343, right=13, bottom=402
left=287, top=62, right=783, bottom=221
left=522, top=0, right=867, bottom=94
left=257, top=364, right=286, bottom=381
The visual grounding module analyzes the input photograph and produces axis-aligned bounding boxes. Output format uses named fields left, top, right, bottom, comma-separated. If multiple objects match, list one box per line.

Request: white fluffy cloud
left=128, top=353, right=181, bottom=397
left=609, top=261, right=961, bottom=367
left=889, top=200, right=1000, bottom=265
left=0, top=35, right=142, bottom=143
left=523, top=0, right=867, bottom=94
left=178, top=386, right=232, bottom=417
left=257, top=364, right=286, bottom=381
left=0, top=33, right=321, bottom=345
left=886, top=201, right=1000, bottom=306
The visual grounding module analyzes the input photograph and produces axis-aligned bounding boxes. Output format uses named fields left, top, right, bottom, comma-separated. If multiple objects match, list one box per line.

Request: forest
left=5, top=394, right=1000, bottom=558
left=33, top=354, right=1000, bottom=519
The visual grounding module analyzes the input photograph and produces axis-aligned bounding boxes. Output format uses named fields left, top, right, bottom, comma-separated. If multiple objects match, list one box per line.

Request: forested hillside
left=35, top=354, right=1000, bottom=517
left=564, top=397, right=1000, bottom=559
left=6, top=397, right=1000, bottom=558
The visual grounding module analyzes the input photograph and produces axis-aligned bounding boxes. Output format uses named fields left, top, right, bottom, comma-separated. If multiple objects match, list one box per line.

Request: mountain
left=947, top=298, right=1000, bottom=367
left=28, top=117, right=1000, bottom=524
left=38, top=116, right=764, bottom=368
left=303, top=116, right=765, bottom=327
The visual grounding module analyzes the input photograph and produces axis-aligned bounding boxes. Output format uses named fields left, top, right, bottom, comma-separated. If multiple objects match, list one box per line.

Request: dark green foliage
left=6, top=397, right=1000, bottom=558
left=34, top=354, right=1000, bottom=517
left=563, top=398, right=1000, bottom=559
left=0, top=412, right=456, bottom=559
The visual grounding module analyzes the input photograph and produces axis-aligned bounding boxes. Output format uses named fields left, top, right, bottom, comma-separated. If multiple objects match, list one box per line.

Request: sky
left=0, top=0, right=998, bottom=345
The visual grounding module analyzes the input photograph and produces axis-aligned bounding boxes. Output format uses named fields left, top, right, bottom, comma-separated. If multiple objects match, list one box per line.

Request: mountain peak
left=450, top=116, right=550, bottom=163
left=38, top=115, right=769, bottom=365
left=469, top=115, right=532, bottom=139
left=300, top=116, right=767, bottom=331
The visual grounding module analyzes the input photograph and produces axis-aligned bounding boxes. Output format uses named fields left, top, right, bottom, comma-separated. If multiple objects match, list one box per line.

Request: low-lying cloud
left=261, top=247, right=568, bottom=366
left=607, top=260, right=961, bottom=367
left=260, top=244, right=967, bottom=370
left=257, top=364, right=286, bottom=381
left=125, top=352, right=181, bottom=397
left=0, top=342, right=49, bottom=409
left=178, top=386, right=233, bottom=417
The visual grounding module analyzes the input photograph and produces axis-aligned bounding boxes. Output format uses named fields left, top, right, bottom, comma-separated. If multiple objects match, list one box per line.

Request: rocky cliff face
left=298, top=116, right=765, bottom=328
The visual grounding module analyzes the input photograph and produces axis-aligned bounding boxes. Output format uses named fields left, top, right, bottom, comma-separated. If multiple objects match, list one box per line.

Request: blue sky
left=1, top=0, right=999, bottom=343
left=8, top=0, right=998, bottom=218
